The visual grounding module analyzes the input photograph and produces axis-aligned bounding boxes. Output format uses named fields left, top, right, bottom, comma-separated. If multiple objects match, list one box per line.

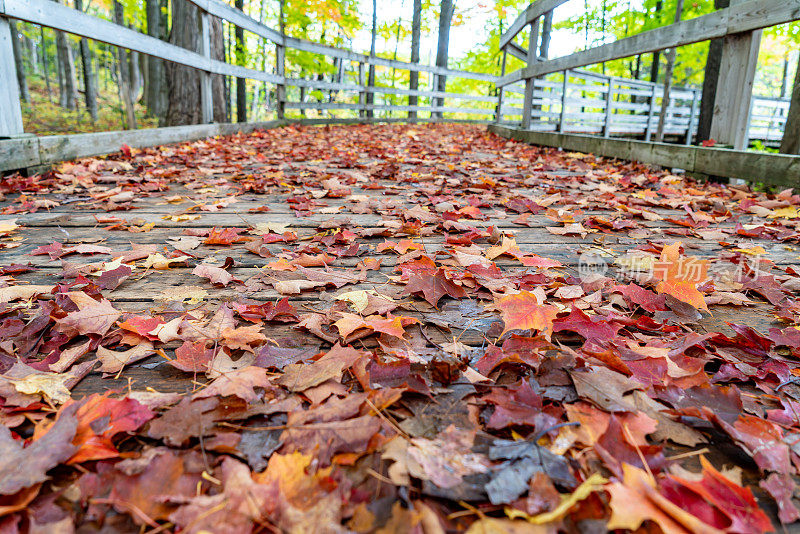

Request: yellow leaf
left=506, top=473, right=607, bottom=524
left=0, top=219, right=19, bottom=235
left=162, top=214, right=201, bottom=222
left=731, top=246, right=766, bottom=256
left=156, top=286, right=208, bottom=304
left=615, top=252, right=655, bottom=272
left=769, top=207, right=800, bottom=219
left=0, top=285, right=54, bottom=303
left=142, top=253, right=191, bottom=269
left=336, top=290, right=396, bottom=314
left=250, top=222, right=291, bottom=235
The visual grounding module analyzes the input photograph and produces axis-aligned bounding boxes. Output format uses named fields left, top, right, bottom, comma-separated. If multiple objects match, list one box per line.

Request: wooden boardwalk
left=1, top=123, right=798, bottom=530
left=3, top=123, right=780, bottom=393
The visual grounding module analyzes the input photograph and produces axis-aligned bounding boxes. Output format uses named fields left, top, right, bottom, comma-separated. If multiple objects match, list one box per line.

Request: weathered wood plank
left=36, top=121, right=284, bottom=169
left=498, top=0, right=800, bottom=87
left=0, top=17, right=24, bottom=137
left=489, top=124, right=800, bottom=186
left=710, top=0, right=761, bottom=150
left=2, top=0, right=283, bottom=83
left=498, top=0, right=571, bottom=51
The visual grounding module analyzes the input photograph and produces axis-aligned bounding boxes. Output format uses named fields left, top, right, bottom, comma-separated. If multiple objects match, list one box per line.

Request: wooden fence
left=500, top=70, right=791, bottom=145
left=497, top=0, right=800, bottom=146
left=0, top=0, right=798, bottom=182
left=0, top=0, right=498, bottom=142
left=492, top=0, right=800, bottom=184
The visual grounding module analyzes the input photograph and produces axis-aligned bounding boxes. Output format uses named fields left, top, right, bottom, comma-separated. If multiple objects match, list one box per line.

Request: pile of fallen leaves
left=1, top=123, right=800, bottom=532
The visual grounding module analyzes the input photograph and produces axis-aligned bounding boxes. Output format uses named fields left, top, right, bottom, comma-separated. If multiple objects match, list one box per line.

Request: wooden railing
left=500, top=70, right=701, bottom=143
left=0, top=0, right=498, bottom=141
left=499, top=69, right=791, bottom=145
left=496, top=0, right=800, bottom=149
left=0, top=0, right=797, bottom=175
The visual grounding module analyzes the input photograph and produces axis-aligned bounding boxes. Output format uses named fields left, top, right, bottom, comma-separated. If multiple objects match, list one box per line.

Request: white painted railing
left=0, top=0, right=499, bottom=139
left=499, top=70, right=790, bottom=144
left=497, top=0, right=799, bottom=147
left=0, top=0, right=792, bottom=151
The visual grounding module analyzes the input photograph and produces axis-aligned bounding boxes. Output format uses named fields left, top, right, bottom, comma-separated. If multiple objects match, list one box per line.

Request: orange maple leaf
left=496, top=291, right=558, bottom=339
left=653, top=242, right=709, bottom=311
left=334, top=313, right=420, bottom=339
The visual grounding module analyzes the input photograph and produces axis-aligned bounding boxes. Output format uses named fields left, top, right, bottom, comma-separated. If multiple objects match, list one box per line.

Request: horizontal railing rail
left=496, top=0, right=799, bottom=151
left=0, top=0, right=499, bottom=141
left=499, top=0, right=800, bottom=88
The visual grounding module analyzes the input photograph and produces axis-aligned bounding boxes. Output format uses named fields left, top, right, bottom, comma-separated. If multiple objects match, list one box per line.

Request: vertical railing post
left=709, top=0, right=761, bottom=150
left=603, top=77, right=615, bottom=138
left=358, top=61, right=366, bottom=118
left=199, top=11, right=214, bottom=124
left=0, top=17, right=24, bottom=137
left=275, top=42, right=285, bottom=120
left=521, top=17, right=540, bottom=130
left=495, top=48, right=507, bottom=124
left=645, top=84, right=657, bottom=141
left=558, top=70, right=568, bottom=133
left=685, top=88, right=700, bottom=145
left=431, top=73, right=438, bottom=118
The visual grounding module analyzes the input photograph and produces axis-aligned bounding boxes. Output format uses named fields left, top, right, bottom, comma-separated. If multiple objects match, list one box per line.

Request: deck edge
left=488, top=125, right=800, bottom=186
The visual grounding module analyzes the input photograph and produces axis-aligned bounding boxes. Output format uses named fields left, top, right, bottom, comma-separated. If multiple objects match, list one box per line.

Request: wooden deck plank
left=2, top=123, right=799, bottom=530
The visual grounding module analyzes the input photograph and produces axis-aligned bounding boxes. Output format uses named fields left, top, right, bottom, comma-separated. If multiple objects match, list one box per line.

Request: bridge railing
left=496, top=0, right=800, bottom=149
left=0, top=0, right=498, bottom=144
left=500, top=69, right=791, bottom=145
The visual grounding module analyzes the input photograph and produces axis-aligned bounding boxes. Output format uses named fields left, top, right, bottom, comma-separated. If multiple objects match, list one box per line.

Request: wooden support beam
left=603, top=79, right=615, bottom=138
left=275, top=43, right=285, bottom=120
left=489, top=124, right=800, bottom=187
left=0, top=17, right=24, bottom=137
left=497, top=0, right=800, bottom=88
left=558, top=71, right=568, bottom=132
left=645, top=85, right=657, bottom=141
left=495, top=49, right=507, bottom=124
left=1, top=0, right=282, bottom=84
left=506, top=41, right=527, bottom=61
left=521, top=18, right=540, bottom=130
left=499, top=0, right=571, bottom=51
left=199, top=11, right=213, bottom=124
left=358, top=62, right=366, bottom=118
left=686, top=89, right=700, bottom=145
left=710, top=0, right=761, bottom=150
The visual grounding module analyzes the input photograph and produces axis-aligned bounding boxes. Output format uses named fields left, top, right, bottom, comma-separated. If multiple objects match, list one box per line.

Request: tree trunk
left=129, top=48, right=143, bottom=103
left=234, top=0, right=247, bottom=122
left=224, top=22, right=232, bottom=122
left=654, top=0, right=685, bottom=142
left=408, top=0, right=422, bottom=118
left=56, top=43, right=64, bottom=106
left=391, top=17, right=401, bottom=89
left=696, top=0, right=729, bottom=143
left=649, top=1, right=662, bottom=83
left=166, top=0, right=227, bottom=126
left=74, top=0, right=98, bottom=122
left=54, top=19, right=79, bottom=110
left=781, top=55, right=791, bottom=98
left=26, top=34, right=40, bottom=75
left=145, top=0, right=167, bottom=122
left=433, top=0, right=454, bottom=118
left=780, top=54, right=800, bottom=155
left=539, top=10, right=553, bottom=58
left=366, top=0, right=377, bottom=118
left=40, top=28, right=52, bottom=102
left=113, top=1, right=137, bottom=129
left=9, top=21, right=30, bottom=104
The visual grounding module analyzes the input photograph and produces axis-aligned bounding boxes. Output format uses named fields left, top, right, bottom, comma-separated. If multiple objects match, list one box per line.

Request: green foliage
left=21, top=76, right=157, bottom=136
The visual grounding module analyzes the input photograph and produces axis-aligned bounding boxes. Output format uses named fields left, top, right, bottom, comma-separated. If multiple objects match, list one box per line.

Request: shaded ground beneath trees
left=0, top=123, right=798, bottom=532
